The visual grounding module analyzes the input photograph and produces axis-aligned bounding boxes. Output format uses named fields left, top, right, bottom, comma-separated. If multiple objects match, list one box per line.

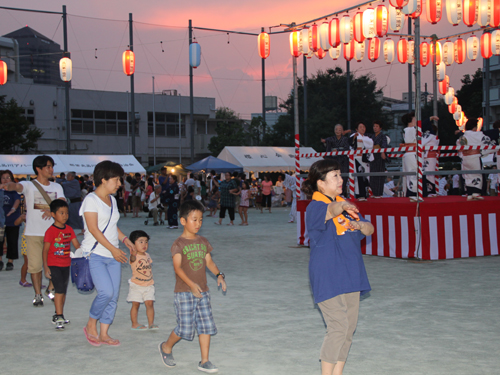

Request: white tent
left=217, top=146, right=323, bottom=174
left=0, top=154, right=145, bottom=175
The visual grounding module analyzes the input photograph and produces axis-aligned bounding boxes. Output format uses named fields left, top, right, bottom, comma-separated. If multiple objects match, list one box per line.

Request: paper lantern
left=407, top=40, right=415, bottom=64
left=315, top=48, right=327, bottom=59
left=426, top=0, right=443, bottom=24
left=442, top=41, right=454, bottom=65
left=122, top=49, right=135, bottom=75
left=453, top=105, right=462, bottom=121
left=454, top=38, right=466, bottom=63
left=397, top=38, right=408, bottom=63
left=301, top=28, right=310, bottom=54
left=463, top=0, right=478, bottom=27
left=258, top=32, right=270, bottom=59
left=340, top=15, right=352, bottom=44
left=319, top=22, right=330, bottom=51
left=449, top=96, right=458, bottom=113
left=344, top=40, right=355, bottom=61
left=389, top=6, right=405, bottom=31
left=402, top=0, right=418, bottom=15
left=492, top=30, right=500, bottom=55
left=384, top=38, right=395, bottom=63
left=368, top=37, right=381, bottom=62
left=439, top=75, right=449, bottom=95
left=189, top=42, right=201, bottom=69
left=59, top=57, right=72, bottom=82
left=389, top=0, right=410, bottom=9
left=308, top=24, right=319, bottom=52
left=477, top=117, right=484, bottom=131
left=329, top=44, right=341, bottom=60
left=477, top=0, right=491, bottom=27
left=410, top=0, right=422, bottom=18
left=431, top=41, right=442, bottom=64
left=289, top=31, right=302, bottom=57
left=362, top=8, right=376, bottom=39
left=420, top=41, right=430, bottom=66
left=446, top=0, right=463, bottom=26
left=353, top=12, right=365, bottom=43
left=376, top=5, right=389, bottom=37
left=481, top=32, right=492, bottom=59
left=467, top=35, right=479, bottom=60
left=491, top=0, right=500, bottom=27
left=306, top=50, right=314, bottom=59
left=445, top=87, right=455, bottom=104
left=354, top=41, right=365, bottom=61
left=329, top=19, right=341, bottom=48
left=436, top=61, right=446, bottom=81
left=0, top=60, right=7, bottom=85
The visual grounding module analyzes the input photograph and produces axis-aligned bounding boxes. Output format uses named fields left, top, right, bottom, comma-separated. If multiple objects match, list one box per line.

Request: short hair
left=373, top=120, right=384, bottom=129
left=67, top=171, right=76, bottom=178
left=179, top=200, right=204, bottom=220
left=49, top=199, right=68, bottom=213
left=129, top=230, right=150, bottom=243
left=154, top=184, right=161, bottom=190
left=355, top=122, right=365, bottom=130
left=170, top=174, right=178, bottom=182
left=210, top=170, right=216, bottom=175
left=302, top=159, right=341, bottom=196
left=135, top=173, right=141, bottom=178
left=32, top=155, right=55, bottom=175
left=0, top=169, right=15, bottom=182
left=334, top=124, right=344, bottom=131
left=93, top=161, right=125, bottom=187
left=493, top=120, right=500, bottom=129
left=465, top=118, right=477, bottom=131
left=401, top=112, right=415, bottom=126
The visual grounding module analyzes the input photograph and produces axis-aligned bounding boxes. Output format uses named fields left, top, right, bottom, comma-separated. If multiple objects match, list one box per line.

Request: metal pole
left=129, top=13, right=136, bottom=156
left=346, top=60, right=351, bottom=129
left=63, top=5, right=70, bottom=154
left=414, top=16, right=423, bottom=256
left=126, top=91, right=130, bottom=154
left=432, top=38, right=438, bottom=122
left=152, top=76, right=156, bottom=166
left=303, top=54, right=308, bottom=146
left=261, top=27, right=266, bottom=138
left=179, top=94, right=182, bottom=164
left=189, top=19, right=195, bottom=163
left=408, top=19, right=412, bottom=113
left=292, top=24, right=300, bottom=200
left=485, top=46, right=490, bottom=129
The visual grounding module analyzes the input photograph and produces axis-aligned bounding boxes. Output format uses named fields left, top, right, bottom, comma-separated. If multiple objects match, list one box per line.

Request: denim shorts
left=173, top=291, right=217, bottom=341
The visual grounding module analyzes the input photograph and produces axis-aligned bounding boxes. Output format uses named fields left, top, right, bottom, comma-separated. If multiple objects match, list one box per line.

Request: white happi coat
left=458, top=130, right=495, bottom=191
left=283, top=173, right=297, bottom=221
left=402, top=126, right=417, bottom=194
left=353, top=134, right=374, bottom=195
left=422, top=132, right=440, bottom=187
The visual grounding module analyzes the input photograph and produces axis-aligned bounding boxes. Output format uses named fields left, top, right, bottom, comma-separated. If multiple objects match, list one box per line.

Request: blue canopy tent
left=185, top=156, right=243, bottom=173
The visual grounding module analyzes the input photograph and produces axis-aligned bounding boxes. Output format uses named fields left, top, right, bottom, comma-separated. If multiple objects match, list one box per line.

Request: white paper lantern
left=402, top=0, right=418, bottom=15
left=446, top=0, right=463, bottom=26
left=442, top=41, right=454, bottom=65
left=340, top=15, right=352, bottom=44
left=467, top=35, right=479, bottom=60
left=301, top=28, right=310, bottom=54
left=436, top=61, right=446, bottom=81
left=445, top=87, right=455, bottom=105
left=362, top=8, right=376, bottom=39
left=477, top=0, right=491, bottom=27
left=354, top=41, right=365, bottom=61
left=319, top=22, right=330, bottom=50
left=329, top=44, right=341, bottom=60
left=59, top=57, right=72, bottom=82
left=389, top=5, right=405, bottom=31
left=407, top=40, right=415, bottom=64
left=453, top=105, right=462, bottom=121
left=491, top=30, right=500, bottom=55
left=384, top=38, right=395, bottom=63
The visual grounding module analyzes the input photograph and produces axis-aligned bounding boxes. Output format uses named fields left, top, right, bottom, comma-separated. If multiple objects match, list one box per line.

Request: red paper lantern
left=329, top=18, right=340, bottom=48
left=389, top=0, right=410, bottom=9
left=289, top=31, right=302, bottom=57
left=258, top=32, right=270, bottom=59
left=122, top=50, right=135, bottom=76
left=491, top=0, right=500, bottom=27
left=448, top=97, right=458, bottom=113
left=353, top=12, right=365, bottom=43
left=426, top=0, right=443, bottom=24
left=344, top=40, right=355, bottom=61
left=315, top=48, right=327, bottom=59
left=0, top=60, right=7, bottom=85
left=410, top=0, right=422, bottom=18
left=308, top=24, right=319, bottom=52
left=376, top=5, right=389, bottom=37
left=368, top=37, right=381, bottom=62
left=397, top=38, right=408, bottom=63
left=420, top=41, right=430, bottom=66
left=439, top=75, right=449, bottom=95
left=481, top=32, right=492, bottom=59
left=463, top=0, right=478, bottom=27
left=454, top=38, right=466, bottom=63
left=431, top=41, right=442, bottom=64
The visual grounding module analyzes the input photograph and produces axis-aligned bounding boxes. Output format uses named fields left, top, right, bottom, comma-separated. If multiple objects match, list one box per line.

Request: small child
left=159, top=200, right=227, bottom=374
left=42, top=200, right=80, bottom=330
left=238, top=181, right=250, bottom=225
left=127, top=230, right=157, bottom=330
left=207, top=185, right=220, bottom=218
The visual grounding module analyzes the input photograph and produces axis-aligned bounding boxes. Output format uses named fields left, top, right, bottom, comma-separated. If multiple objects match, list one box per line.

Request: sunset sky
left=0, top=0, right=483, bottom=119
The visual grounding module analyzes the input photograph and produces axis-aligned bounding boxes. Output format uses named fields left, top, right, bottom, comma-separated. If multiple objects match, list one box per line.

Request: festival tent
left=0, top=154, right=68, bottom=175
left=185, top=156, right=243, bottom=173
left=217, top=146, right=322, bottom=174
left=146, top=161, right=188, bottom=175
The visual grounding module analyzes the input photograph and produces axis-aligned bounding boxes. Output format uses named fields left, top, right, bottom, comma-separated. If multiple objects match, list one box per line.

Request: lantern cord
left=387, top=32, right=431, bottom=39
left=134, top=24, right=155, bottom=75
left=201, top=53, right=226, bottom=108
left=51, top=16, right=63, bottom=41
left=0, top=5, right=62, bottom=15
left=160, top=41, right=164, bottom=53
left=437, top=26, right=500, bottom=41
left=166, top=29, right=189, bottom=91
left=102, top=22, right=129, bottom=92
left=95, top=48, right=98, bottom=59
left=226, top=41, right=257, bottom=109
left=193, top=26, right=258, bottom=36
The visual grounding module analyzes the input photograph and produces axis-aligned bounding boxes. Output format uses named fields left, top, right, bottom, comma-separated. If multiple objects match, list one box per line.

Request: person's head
left=356, top=122, right=366, bottom=135
left=401, top=112, right=416, bottom=127
left=93, top=160, right=124, bottom=193
left=301, top=159, right=343, bottom=198
left=373, top=120, right=383, bottom=134
left=160, top=167, right=167, bottom=175
left=386, top=176, right=393, bottom=182
left=334, top=124, right=344, bottom=136
left=154, top=185, right=161, bottom=194
left=242, top=181, right=249, bottom=190
left=225, top=172, right=231, bottom=180
left=465, top=118, right=477, bottom=131
left=210, top=170, right=216, bottom=176
left=59, top=172, right=66, bottom=179
left=32, top=155, right=55, bottom=177
left=49, top=199, right=69, bottom=225
left=277, top=175, right=283, bottom=182
left=187, top=186, right=194, bottom=194
left=179, top=200, right=205, bottom=235
left=147, top=177, right=154, bottom=187
left=126, top=175, right=133, bottom=184
left=135, top=173, right=141, bottom=181
left=169, top=174, right=178, bottom=184
left=264, top=175, right=270, bottom=182
left=232, top=171, right=239, bottom=179
left=1, top=169, right=15, bottom=185
left=129, top=230, right=150, bottom=254
left=66, top=171, right=76, bottom=181
left=493, top=120, right=500, bottom=129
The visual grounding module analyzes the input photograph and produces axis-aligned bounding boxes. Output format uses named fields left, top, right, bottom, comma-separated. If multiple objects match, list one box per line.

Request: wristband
left=216, top=272, right=225, bottom=279
left=122, top=236, right=128, bottom=244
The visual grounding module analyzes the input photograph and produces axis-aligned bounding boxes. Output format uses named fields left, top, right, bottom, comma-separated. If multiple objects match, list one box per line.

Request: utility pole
left=189, top=19, right=195, bottom=163
left=303, top=54, right=308, bottom=146
left=129, top=13, right=136, bottom=156
left=62, top=5, right=70, bottom=154
left=261, top=27, right=266, bottom=137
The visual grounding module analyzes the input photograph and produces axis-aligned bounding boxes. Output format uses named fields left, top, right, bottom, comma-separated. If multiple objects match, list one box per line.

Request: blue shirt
left=3, top=190, right=20, bottom=226
left=306, top=200, right=371, bottom=304
left=0, top=190, right=4, bottom=227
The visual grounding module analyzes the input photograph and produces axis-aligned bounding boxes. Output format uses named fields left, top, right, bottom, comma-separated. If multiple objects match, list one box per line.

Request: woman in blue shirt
left=0, top=170, right=21, bottom=271
left=302, top=159, right=373, bottom=375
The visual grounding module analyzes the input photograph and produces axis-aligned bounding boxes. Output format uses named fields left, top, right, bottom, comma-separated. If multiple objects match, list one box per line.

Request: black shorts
left=49, top=266, right=70, bottom=294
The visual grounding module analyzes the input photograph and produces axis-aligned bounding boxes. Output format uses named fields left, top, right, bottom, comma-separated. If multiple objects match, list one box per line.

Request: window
left=70, top=110, right=130, bottom=136
left=22, top=108, right=35, bottom=125
left=147, top=112, right=185, bottom=138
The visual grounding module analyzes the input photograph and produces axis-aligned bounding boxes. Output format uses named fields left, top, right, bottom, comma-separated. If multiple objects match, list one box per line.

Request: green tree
left=0, top=96, right=43, bottom=153
left=208, top=107, right=247, bottom=156
left=455, top=68, right=482, bottom=120
left=247, top=115, right=267, bottom=146
left=262, top=67, right=389, bottom=151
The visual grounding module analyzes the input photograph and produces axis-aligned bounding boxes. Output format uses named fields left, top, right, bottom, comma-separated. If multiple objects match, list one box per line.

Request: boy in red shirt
left=43, top=200, right=80, bottom=330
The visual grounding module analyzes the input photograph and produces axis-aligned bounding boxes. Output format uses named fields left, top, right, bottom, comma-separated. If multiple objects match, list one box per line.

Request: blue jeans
left=88, top=253, right=121, bottom=324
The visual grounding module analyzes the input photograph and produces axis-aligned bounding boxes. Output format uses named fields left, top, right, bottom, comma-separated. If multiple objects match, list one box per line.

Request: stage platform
left=297, top=196, right=500, bottom=260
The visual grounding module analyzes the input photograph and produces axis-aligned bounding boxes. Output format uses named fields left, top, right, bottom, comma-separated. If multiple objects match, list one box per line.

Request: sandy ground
left=1, top=206, right=499, bottom=375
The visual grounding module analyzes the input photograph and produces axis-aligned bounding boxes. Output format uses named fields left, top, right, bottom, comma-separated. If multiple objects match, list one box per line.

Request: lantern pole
left=261, top=27, right=266, bottom=139
left=432, top=36, right=438, bottom=125
left=414, top=15, right=423, bottom=256
left=484, top=31, right=491, bottom=130
left=407, top=18, right=412, bottom=113
left=62, top=5, right=70, bottom=154
left=346, top=59, right=351, bottom=130
left=129, top=13, right=136, bottom=156
left=153, top=76, right=156, bottom=166
left=303, top=54, right=308, bottom=146
left=291, top=23, right=300, bottom=200
left=189, top=20, right=195, bottom=163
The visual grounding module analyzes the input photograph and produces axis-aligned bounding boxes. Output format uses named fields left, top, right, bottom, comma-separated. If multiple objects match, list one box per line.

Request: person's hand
left=111, top=248, right=128, bottom=263
left=381, top=153, right=386, bottom=160
left=341, top=201, right=360, bottom=220
left=44, top=267, right=51, bottom=279
left=430, top=116, right=439, bottom=122
left=217, top=276, right=227, bottom=292
left=123, top=237, right=136, bottom=256
left=190, top=283, right=203, bottom=298
left=41, top=209, right=51, bottom=220
left=6, top=208, right=16, bottom=217
left=343, top=129, right=352, bottom=135
left=320, top=138, right=326, bottom=143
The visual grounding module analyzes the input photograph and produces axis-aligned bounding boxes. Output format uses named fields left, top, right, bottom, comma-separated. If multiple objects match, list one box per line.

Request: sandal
left=131, top=325, right=148, bottom=331
left=83, top=327, right=101, bottom=347
left=214, top=222, right=221, bottom=225
left=100, top=338, right=120, bottom=346
left=19, top=281, right=33, bottom=287
left=227, top=223, right=234, bottom=226
left=149, top=324, right=159, bottom=330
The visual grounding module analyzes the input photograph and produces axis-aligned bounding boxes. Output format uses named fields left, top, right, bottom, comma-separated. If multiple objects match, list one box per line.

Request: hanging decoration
left=477, top=0, right=491, bottom=27
left=344, top=40, right=355, bottom=61
left=445, top=87, right=455, bottom=104
left=477, top=117, right=483, bottom=131
left=353, top=12, right=365, bottom=42
left=189, top=42, right=201, bottom=68
left=290, top=31, right=302, bottom=57
left=445, top=0, right=462, bottom=26
left=449, top=96, right=458, bottom=113
left=315, top=48, right=327, bottom=59
left=389, top=5, right=405, bottom=31
left=319, top=22, right=330, bottom=51
left=384, top=38, right=395, bottom=63
left=122, top=49, right=135, bottom=75
left=438, top=75, right=449, bottom=95
left=368, top=37, right=381, bottom=62
left=301, top=28, right=310, bottom=54
left=340, top=15, right=353, bottom=44
left=481, top=32, right=492, bottom=59
left=258, top=32, right=270, bottom=59
left=0, top=60, right=7, bottom=85
left=453, top=105, right=462, bottom=121
left=329, top=44, right=342, bottom=60
left=376, top=5, right=389, bottom=36
left=436, top=61, right=446, bottom=81
left=354, top=41, right=365, bottom=61
left=397, top=38, right=408, bottom=63
left=402, top=0, right=418, bottom=15
left=491, top=30, right=500, bottom=55
left=410, top=0, right=422, bottom=18
left=442, top=41, right=454, bottom=65
left=59, top=57, right=72, bottom=82
left=407, top=40, right=415, bottom=64
left=362, top=7, right=376, bottom=39
left=467, top=35, right=479, bottom=60
left=463, top=0, right=478, bottom=27
left=306, top=49, right=315, bottom=59
left=420, top=41, right=430, bottom=66
left=389, top=0, right=410, bottom=9
left=491, top=0, right=500, bottom=27
left=329, top=19, right=341, bottom=48
left=426, top=0, right=443, bottom=24
left=431, top=41, right=442, bottom=64
left=454, top=38, right=466, bottom=63
left=308, top=24, right=319, bottom=52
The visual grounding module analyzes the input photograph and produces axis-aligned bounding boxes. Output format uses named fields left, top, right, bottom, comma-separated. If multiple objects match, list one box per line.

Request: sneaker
left=61, top=315, right=70, bottom=324
left=45, top=288, right=55, bottom=301
left=5, top=262, right=13, bottom=271
left=158, top=342, right=176, bottom=368
left=55, top=317, right=65, bottom=331
left=33, top=294, right=44, bottom=307
left=52, top=314, right=70, bottom=325
left=198, top=361, right=218, bottom=373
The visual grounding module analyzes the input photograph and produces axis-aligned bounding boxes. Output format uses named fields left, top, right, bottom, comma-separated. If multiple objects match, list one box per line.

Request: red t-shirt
left=44, top=224, right=76, bottom=267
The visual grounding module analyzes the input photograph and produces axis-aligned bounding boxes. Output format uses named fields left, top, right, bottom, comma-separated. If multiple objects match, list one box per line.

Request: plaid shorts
left=173, top=291, right=217, bottom=341
left=0, top=226, right=4, bottom=242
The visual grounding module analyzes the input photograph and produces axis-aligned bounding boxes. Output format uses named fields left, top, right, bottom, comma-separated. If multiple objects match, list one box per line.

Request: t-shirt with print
left=20, top=180, right=65, bottom=236
left=171, top=235, right=213, bottom=293
left=44, top=224, right=76, bottom=267
left=130, top=252, right=154, bottom=287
